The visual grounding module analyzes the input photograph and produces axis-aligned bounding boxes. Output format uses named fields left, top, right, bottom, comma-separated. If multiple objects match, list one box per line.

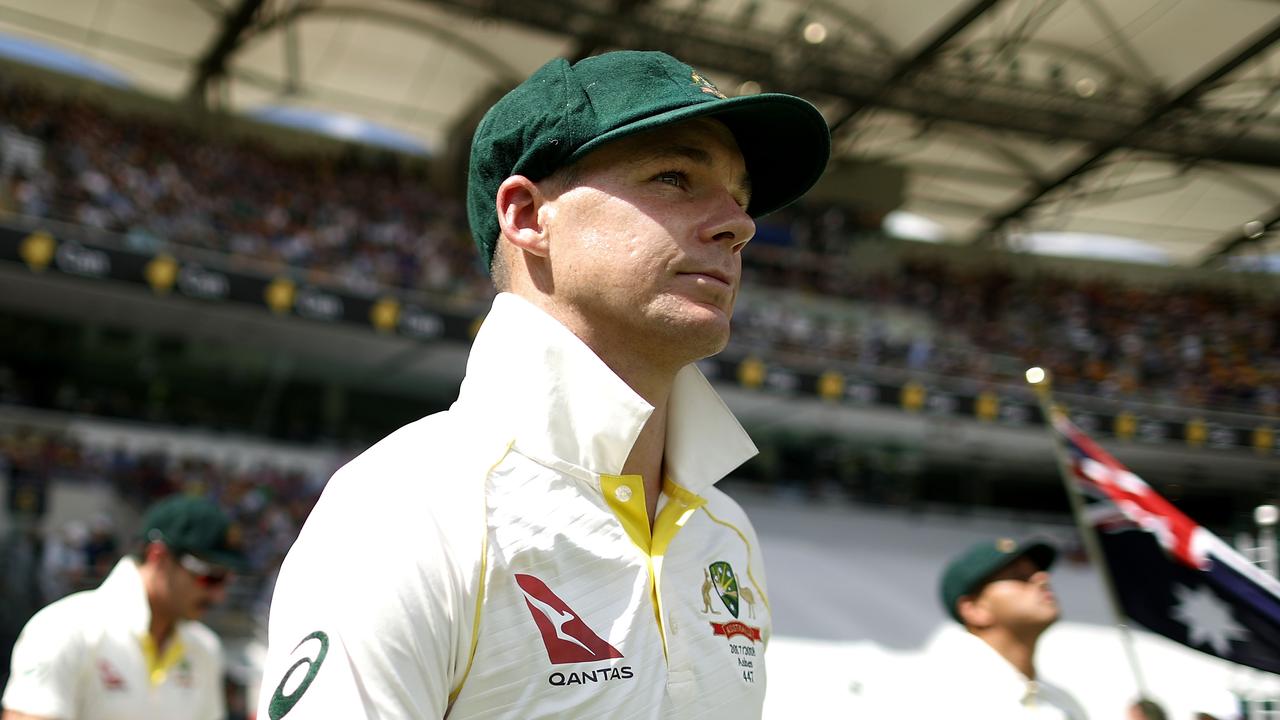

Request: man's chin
left=681, top=301, right=733, bottom=335
left=682, top=318, right=731, bottom=357
left=639, top=300, right=732, bottom=360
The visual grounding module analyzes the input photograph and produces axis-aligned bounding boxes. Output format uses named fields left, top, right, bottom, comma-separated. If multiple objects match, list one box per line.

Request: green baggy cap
left=939, top=537, right=1057, bottom=623
left=141, top=495, right=246, bottom=571
left=467, top=50, right=832, bottom=269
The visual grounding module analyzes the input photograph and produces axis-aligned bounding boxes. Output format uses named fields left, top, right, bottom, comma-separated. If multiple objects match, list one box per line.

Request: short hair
left=490, top=240, right=511, bottom=292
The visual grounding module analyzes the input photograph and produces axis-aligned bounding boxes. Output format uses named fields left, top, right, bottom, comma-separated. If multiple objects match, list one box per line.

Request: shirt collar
left=99, top=556, right=152, bottom=635
left=455, top=293, right=757, bottom=491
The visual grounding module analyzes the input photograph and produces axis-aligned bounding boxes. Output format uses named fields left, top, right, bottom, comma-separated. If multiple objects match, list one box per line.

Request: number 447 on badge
left=742, top=669, right=754, bottom=683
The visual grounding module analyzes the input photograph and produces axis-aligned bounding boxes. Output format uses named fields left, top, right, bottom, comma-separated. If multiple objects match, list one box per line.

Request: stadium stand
left=2, top=78, right=1277, bottom=417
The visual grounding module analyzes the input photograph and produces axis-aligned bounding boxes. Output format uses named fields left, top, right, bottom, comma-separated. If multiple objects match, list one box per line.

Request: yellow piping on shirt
left=447, top=438, right=513, bottom=709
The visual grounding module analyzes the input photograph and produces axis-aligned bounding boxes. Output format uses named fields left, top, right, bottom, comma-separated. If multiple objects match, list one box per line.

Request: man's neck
left=623, top=391, right=670, bottom=525
left=977, top=629, right=1040, bottom=680
left=570, top=313, right=683, bottom=525
left=138, top=564, right=175, bottom=649
left=149, top=615, right=175, bottom=649
left=516, top=291, right=696, bottom=523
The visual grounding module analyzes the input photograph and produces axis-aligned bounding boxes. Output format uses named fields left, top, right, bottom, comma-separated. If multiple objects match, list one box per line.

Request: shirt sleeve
left=1, top=602, right=85, bottom=718
left=256, top=456, right=480, bottom=719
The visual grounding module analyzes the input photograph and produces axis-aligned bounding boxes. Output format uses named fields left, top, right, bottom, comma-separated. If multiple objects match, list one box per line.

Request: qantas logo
left=97, top=659, right=125, bottom=691
left=515, top=573, right=624, bottom=664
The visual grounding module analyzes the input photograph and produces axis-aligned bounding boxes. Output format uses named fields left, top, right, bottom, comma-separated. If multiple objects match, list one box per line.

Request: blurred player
left=257, top=49, right=829, bottom=718
left=2, top=495, right=244, bottom=720
left=933, top=537, right=1089, bottom=719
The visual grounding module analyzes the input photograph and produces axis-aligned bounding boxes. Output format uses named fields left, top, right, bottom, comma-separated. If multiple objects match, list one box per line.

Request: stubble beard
left=565, top=289, right=732, bottom=383
left=646, top=293, right=733, bottom=364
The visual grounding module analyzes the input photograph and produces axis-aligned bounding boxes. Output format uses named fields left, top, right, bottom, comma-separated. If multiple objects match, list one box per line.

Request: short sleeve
left=1, top=603, right=86, bottom=717
left=257, top=528, right=466, bottom=719
left=255, top=451, right=480, bottom=720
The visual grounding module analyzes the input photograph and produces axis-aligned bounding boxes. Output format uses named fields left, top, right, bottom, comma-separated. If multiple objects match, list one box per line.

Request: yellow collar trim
left=139, top=633, right=186, bottom=687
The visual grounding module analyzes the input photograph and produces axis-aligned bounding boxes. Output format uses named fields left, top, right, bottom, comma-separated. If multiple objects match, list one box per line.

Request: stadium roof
left=0, top=0, right=1277, bottom=268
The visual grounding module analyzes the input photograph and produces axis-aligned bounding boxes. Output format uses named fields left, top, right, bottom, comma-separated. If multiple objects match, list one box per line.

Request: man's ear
left=495, top=175, right=551, bottom=258
left=957, top=595, right=991, bottom=629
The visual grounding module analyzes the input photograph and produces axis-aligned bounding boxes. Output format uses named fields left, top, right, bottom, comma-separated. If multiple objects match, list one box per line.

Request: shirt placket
left=600, top=472, right=706, bottom=707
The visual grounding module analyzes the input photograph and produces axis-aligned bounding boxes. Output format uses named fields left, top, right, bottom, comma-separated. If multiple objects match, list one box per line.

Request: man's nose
left=701, top=193, right=755, bottom=252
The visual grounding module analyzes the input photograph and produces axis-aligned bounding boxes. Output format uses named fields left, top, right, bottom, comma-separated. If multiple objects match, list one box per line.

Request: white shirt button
left=614, top=485, right=633, bottom=502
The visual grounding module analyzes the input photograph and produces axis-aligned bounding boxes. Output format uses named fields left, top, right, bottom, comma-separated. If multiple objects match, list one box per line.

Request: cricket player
left=3, top=495, right=244, bottom=720
left=258, top=49, right=830, bottom=718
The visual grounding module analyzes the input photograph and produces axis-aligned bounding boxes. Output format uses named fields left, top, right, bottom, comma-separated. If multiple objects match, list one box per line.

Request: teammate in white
left=932, top=537, right=1090, bottom=720
left=258, top=49, right=830, bottom=719
left=3, top=495, right=244, bottom=720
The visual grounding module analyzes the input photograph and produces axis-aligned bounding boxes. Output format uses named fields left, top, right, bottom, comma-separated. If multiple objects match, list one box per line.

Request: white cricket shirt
left=919, top=628, right=1089, bottom=720
left=258, top=292, right=770, bottom=719
left=2, top=557, right=226, bottom=720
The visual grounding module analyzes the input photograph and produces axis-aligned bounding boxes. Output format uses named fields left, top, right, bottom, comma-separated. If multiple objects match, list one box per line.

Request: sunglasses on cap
left=177, top=553, right=231, bottom=588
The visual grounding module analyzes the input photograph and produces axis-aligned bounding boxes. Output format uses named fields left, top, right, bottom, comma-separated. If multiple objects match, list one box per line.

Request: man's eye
left=656, top=171, right=686, bottom=188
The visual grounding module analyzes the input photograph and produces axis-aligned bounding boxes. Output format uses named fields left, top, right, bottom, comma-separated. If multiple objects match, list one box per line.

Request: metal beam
left=1200, top=202, right=1280, bottom=266
left=0, top=4, right=190, bottom=68
left=415, top=0, right=1280, bottom=169
left=186, top=0, right=265, bottom=104
left=979, top=18, right=1280, bottom=239
left=250, top=3, right=523, bottom=84
left=910, top=195, right=996, bottom=217
left=875, top=161, right=1028, bottom=189
left=829, top=0, right=1004, bottom=133
left=1075, top=0, right=1161, bottom=86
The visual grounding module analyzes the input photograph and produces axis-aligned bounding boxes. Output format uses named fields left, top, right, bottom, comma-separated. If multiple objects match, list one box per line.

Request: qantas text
left=548, top=665, right=634, bottom=686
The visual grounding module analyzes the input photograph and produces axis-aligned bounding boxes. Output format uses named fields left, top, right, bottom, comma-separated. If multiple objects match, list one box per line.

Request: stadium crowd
left=0, top=426, right=332, bottom=717
left=0, top=426, right=330, bottom=606
left=0, top=81, right=489, bottom=302
left=1, top=80, right=1277, bottom=416
left=734, top=258, right=1280, bottom=414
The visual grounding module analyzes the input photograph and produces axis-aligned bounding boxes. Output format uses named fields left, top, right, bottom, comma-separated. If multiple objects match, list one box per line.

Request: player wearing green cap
left=258, top=50, right=829, bottom=719
left=2, top=495, right=245, bottom=720
left=930, top=537, right=1088, bottom=720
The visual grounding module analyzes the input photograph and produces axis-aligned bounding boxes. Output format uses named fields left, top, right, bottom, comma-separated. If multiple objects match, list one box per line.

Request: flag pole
left=1025, top=367, right=1150, bottom=698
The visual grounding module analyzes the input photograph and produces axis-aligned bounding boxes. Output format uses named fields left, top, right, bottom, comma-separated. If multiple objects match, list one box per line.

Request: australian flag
left=1054, top=412, right=1280, bottom=674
